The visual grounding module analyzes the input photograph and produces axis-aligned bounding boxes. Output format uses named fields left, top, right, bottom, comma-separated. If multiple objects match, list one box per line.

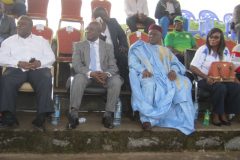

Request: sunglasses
left=209, top=35, right=220, bottom=39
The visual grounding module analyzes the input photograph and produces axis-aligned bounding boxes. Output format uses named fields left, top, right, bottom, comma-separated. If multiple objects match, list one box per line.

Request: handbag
left=208, top=62, right=236, bottom=82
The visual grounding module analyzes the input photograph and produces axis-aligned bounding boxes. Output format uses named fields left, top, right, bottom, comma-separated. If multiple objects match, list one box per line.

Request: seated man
left=68, top=21, right=123, bottom=129
left=128, top=24, right=195, bottom=135
left=0, top=1, right=16, bottom=46
left=164, top=16, right=196, bottom=64
left=124, top=0, right=155, bottom=33
left=93, top=7, right=129, bottom=90
left=0, top=16, right=55, bottom=131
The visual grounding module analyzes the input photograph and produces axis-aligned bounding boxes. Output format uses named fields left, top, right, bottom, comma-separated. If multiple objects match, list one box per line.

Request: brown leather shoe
left=142, top=122, right=151, bottom=131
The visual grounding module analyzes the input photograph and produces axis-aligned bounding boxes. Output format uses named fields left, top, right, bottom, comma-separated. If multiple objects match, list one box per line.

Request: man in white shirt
left=68, top=21, right=122, bottom=129
left=0, top=16, right=55, bottom=131
left=124, top=0, right=155, bottom=33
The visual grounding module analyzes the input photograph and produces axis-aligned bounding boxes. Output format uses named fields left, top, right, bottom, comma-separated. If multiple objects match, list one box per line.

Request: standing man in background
left=124, top=0, right=155, bottom=33
left=93, top=7, right=130, bottom=90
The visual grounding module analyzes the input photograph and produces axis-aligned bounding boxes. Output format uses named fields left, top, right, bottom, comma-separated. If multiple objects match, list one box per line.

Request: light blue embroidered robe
left=129, top=40, right=195, bottom=135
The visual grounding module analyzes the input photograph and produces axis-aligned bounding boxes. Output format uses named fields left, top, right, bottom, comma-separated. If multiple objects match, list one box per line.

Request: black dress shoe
left=0, top=113, right=2, bottom=124
left=221, top=120, right=231, bottom=126
left=32, top=114, right=46, bottom=132
left=212, top=121, right=222, bottom=127
left=102, top=115, right=114, bottom=129
left=32, top=122, right=45, bottom=132
left=66, top=112, right=79, bottom=129
left=0, top=112, right=19, bottom=129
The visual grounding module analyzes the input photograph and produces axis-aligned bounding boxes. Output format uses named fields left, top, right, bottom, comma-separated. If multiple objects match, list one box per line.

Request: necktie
left=90, top=42, right=97, bottom=71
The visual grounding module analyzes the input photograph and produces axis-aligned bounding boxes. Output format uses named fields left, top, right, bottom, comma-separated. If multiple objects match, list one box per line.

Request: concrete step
left=1, top=152, right=240, bottom=160
left=1, top=112, right=240, bottom=153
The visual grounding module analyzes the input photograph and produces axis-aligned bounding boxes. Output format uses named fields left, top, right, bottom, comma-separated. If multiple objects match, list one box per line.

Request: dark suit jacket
left=105, top=18, right=129, bottom=56
left=0, top=14, right=16, bottom=42
left=155, top=0, right=182, bottom=19
left=72, top=39, right=119, bottom=76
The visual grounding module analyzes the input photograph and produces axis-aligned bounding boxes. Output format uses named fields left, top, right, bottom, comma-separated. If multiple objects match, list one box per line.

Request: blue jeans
left=158, top=16, right=189, bottom=38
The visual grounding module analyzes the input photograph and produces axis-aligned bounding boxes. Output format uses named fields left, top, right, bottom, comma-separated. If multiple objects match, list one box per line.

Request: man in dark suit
left=93, top=7, right=129, bottom=90
left=69, top=21, right=123, bottom=129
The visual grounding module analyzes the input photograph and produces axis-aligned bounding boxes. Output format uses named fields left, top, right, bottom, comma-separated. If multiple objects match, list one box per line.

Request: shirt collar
left=88, top=38, right=99, bottom=45
left=17, top=34, right=33, bottom=39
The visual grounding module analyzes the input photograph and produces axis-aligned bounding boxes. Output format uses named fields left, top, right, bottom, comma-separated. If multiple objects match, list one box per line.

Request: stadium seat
left=58, top=0, right=84, bottom=35
left=56, top=26, right=81, bottom=87
left=127, top=31, right=149, bottom=46
left=223, top=13, right=233, bottom=38
left=91, top=0, right=111, bottom=16
left=195, top=36, right=206, bottom=48
left=27, top=0, right=49, bottom=26
left=225, top=39, right=237, bottom=52
left=198, top=10, right=220, bottom=37
left=31, top=24, right=53, bottom=43
left=182, top=9, right=199, bottom=35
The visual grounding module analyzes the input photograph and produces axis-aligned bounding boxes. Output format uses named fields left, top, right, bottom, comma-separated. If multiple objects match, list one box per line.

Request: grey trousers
left=0, top=67, right=53, bottom=114
left=70, top=73, right=123, bottom=115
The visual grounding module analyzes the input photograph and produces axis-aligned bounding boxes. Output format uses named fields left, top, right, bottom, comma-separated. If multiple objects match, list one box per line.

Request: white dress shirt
left=124, top=0, right=149, bottom=17
left=88, top=39, right=101, bottom=72
left=166, top=2, right=175, bottom=14
left=87, top=39, right=101, bottom=78
left=104, top=26, right=113, bottom=45
left=0, top=34, right=55, bottom=68
left=87, top=39, right=112, bottom=78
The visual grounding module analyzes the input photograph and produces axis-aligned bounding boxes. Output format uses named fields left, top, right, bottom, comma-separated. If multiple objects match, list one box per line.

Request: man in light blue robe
left=128, top=24, right=195, bottom=135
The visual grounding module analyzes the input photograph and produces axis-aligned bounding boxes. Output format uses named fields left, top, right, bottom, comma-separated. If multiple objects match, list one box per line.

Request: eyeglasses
left=209, top=35, right=220, bottom=40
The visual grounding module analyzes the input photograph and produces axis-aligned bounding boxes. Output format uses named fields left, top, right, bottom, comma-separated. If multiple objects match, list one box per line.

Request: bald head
left=93, top=7, right=109, bottom=22
left=17, top=15, right=33, bottom=38
left=86, top=21, right=102, bottom=42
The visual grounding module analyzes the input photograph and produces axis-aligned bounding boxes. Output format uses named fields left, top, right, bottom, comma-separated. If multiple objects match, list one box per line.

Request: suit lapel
left=99, top=40, right=105, bottom=67
left=84, top=41, right=90, bottom=66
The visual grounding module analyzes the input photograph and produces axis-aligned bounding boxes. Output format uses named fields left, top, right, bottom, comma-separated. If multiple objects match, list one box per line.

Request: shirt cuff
left=105, top=72, right=112, bottom=77
left=87, top=71, right=92, bottom=78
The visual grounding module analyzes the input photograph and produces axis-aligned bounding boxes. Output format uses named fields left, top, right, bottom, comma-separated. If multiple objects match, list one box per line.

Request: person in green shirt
left=164, top=16, right=196, bottom=64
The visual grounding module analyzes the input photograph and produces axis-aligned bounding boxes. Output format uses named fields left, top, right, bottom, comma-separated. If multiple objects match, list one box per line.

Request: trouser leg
left=115, top=53, right=129, bottom=89
left=126, top=15, right=138, bottom=32
left=224, top=82, right=240, bottom=114
left=28, top=68, right=53, bottom=114
left=70, top=74, right=89, bottom=118
left=105, top=75, right=123, bottom=112
left=143, top=17, right=155, bottom=33
left=0, top=68, right=27, bottom=113
left=198, top=80, right=226, bottom=114
left=159, top=16, right=170, bottom=38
